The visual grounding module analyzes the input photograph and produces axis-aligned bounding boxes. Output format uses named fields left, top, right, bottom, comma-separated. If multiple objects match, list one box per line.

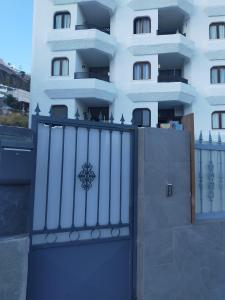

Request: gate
left=27, top=107, right=137, bottom=300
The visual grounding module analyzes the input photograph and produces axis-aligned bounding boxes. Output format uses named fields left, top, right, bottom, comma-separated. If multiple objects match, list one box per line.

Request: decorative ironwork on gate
left=30, top=105, right=137, bottom=246
left=78, top=163, right=96, bottom=191
left=195, top=131, right=225, bottom=220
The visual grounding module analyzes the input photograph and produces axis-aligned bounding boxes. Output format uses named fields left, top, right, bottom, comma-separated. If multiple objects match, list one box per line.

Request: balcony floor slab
left=44, top=78, right=117, bottom=103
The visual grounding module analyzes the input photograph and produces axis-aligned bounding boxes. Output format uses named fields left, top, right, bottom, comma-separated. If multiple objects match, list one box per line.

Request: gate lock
left=167, top=184, right=173, bottom=197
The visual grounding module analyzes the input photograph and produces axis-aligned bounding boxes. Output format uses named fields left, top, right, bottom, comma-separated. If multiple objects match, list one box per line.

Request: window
left=212, top=112, right=225, bottom=129
left=54, top=12, right=71, bottom=29
left=209, top=23, right=225, bottom=39
left=52, top=58, right=69, bottom=76
left=134, top=17, right=151, bottom=34
left=133, top=108, right=151, bottom=127
left=133, top=62, right=151, bottom=80
left=211, top=66, right=225, bottom=84
left=51, top=105, right=68, bottom=119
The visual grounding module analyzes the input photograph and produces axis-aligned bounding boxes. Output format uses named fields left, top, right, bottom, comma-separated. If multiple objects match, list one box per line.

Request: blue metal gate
left=27, top=107, right=137, bottom=300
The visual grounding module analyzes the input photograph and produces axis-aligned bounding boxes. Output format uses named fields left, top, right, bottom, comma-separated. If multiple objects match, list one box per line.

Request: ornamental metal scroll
left=78, top=162, right=96, bottom=191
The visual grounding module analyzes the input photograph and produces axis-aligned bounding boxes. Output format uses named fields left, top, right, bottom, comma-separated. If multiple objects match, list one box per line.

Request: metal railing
left=74, top=71, right=110, bottom=82
left=157, top=30, right=186, bottom=37
left=75, top=24, right=110, bottom=34
left=195, top=132, right=225, bottom=220
left=158, top=74, right=188, bottom=84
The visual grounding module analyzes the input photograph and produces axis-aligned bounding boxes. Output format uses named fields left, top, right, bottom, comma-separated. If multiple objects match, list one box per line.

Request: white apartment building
left=31, top=0, right=225, bottom=137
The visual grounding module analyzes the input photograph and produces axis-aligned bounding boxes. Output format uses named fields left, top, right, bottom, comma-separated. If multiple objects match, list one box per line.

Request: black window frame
left=51, top=57, right=69, bottom=77
left=54, top=11, right=71, bottom=29
left=133, top=108, right=151, bottom=127
left=133, top=61, right=151, bottom=80
left=212, top=111, right=225, bottom=129
left=134, top=16, right=151, bottom=34
left=209, top=22, right=225, bottom=39
left=210, top=66, right=225, bottom=84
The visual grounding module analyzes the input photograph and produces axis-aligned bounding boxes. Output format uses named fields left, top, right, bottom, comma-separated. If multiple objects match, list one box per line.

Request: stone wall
left=0, top=236, right=29, bottom=300
left=137, top=128, right=225, bottom=300
left=0, top=126, right=33, bottom=300
left=0, top=125, right=33, bottom=236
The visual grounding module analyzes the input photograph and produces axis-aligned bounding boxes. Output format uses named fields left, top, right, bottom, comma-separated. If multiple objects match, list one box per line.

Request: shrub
left=0, top=112, right=28, bottom=128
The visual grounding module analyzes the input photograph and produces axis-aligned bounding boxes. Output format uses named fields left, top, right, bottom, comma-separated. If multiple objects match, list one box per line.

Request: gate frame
left=27, top=106, right=138, bottom=300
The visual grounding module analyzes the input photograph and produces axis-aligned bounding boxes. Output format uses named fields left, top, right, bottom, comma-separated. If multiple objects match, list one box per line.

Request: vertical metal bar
left=108, top=130, right=112, bottom=225
left=219, top=150, right=223, bottom=211
left=84, top=128, right=90, bottom=227
left=72, top=127, right=78, bottom=228
left=208, top=150, right=214, bottom=213
left=119, top=131, right=123, bottom=224
left=58, top=126, right=65, bottom=229
left=44, top=125, right=52, bottom=231
left=96, top=129, right=102, bottom=226
left=199, top=149, right=203, bottom=213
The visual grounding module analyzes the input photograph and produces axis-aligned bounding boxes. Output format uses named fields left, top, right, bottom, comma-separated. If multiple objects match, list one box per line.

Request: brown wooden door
left=182, top=113, right=196, bottom=223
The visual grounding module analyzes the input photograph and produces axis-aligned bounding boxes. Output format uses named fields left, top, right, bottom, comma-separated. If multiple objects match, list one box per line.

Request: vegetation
left=4, top=95, right=21, bottom=110
left=0, top=112, right=28, bottom=128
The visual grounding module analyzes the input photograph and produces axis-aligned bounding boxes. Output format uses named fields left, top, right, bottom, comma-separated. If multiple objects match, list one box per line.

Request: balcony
left=48, top=29, right=116, bottom=58
left=206, top=85, right=225, bottom=105
left=52, top=0, right=116, bottom=15
left=205, top=0, right=225, bottom=17
left=75, top=24, right=110, bottom=34
left=205, top=40, right=225, bottom=61
left=74, top=71, right=109, bottom=82
left=158, top=73, right=188, bottom=84
left=129, top=33, right=194, bottom=59
left=44, top=77, right=116, bottom=104
left=127, top=81, right=196, bottom=104
left=128, top=0, right=193, bottom=16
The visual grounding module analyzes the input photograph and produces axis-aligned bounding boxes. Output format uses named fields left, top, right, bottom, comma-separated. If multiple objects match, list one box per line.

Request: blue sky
left=0, top=0, right=33, bottom=73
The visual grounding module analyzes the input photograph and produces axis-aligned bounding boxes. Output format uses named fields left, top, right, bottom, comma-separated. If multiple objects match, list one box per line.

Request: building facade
left=31, top=0, right=225, bottom=137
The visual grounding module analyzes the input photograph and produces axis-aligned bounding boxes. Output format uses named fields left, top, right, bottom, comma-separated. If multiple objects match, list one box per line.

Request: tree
left=4, top=95, right=20, bottom=110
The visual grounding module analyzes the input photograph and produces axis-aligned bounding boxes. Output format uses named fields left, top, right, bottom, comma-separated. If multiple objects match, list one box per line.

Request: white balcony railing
left=128, top=0, right=193, bottom=16
left=44, top=78, right=117, bottom=103
left=205, top=0, right=225, bottom=17
left=129, top=33, right=195, bottom=59
left=127, top=81, right=196, bottom=104
left=52, top=0, right=116, bottom=15
left=47, top=28, right=116, bottom=57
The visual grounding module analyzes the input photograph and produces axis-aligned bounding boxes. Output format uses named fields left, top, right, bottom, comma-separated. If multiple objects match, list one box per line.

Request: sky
left=0, top=0, right=33, bottom=73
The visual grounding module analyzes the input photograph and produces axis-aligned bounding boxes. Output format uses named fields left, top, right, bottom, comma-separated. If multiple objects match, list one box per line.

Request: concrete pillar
left=137, top=128, right=191, bottom=300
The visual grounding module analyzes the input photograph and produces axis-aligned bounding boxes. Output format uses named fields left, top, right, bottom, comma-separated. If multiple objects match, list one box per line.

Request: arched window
left=133, top=62, right=151, bottom=80
left=133, top=108, right=151, bottom=127
left=54, top=11, right=71, bottom=29
left=51, top=105, right=68, bottom=119
left=52, top=58, right=69, bottom=76
left=134, top=17, right=151, bottom=34
left=209, top=23, right=225, bottom=39
left=212, top=111, right=225, bottom=129
left=211, top=66, right=225, bottom=84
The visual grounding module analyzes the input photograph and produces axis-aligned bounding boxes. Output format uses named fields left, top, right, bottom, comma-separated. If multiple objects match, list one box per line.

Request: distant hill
left=0, top=59, right=30, bottom=92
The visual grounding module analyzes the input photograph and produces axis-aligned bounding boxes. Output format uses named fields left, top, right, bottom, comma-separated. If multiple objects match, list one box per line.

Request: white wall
left=31, top=0, right=79, bottom=118
left=188, top=0, right=225, bottom=138
left=31, top=0, right=225, bottom=134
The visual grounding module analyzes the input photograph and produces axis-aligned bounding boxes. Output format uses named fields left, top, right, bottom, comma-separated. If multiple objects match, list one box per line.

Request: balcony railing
left=157, top=30, right=186, bottom=37
left=75, top=24, right=110, bottom=34
left=74, top=72, right=110, bottom=82
left=158, top=74, right=188, bottom=84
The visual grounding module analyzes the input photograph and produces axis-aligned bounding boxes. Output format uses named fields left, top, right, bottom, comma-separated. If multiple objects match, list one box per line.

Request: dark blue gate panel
left=27, top=240, right=132, bottom=300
